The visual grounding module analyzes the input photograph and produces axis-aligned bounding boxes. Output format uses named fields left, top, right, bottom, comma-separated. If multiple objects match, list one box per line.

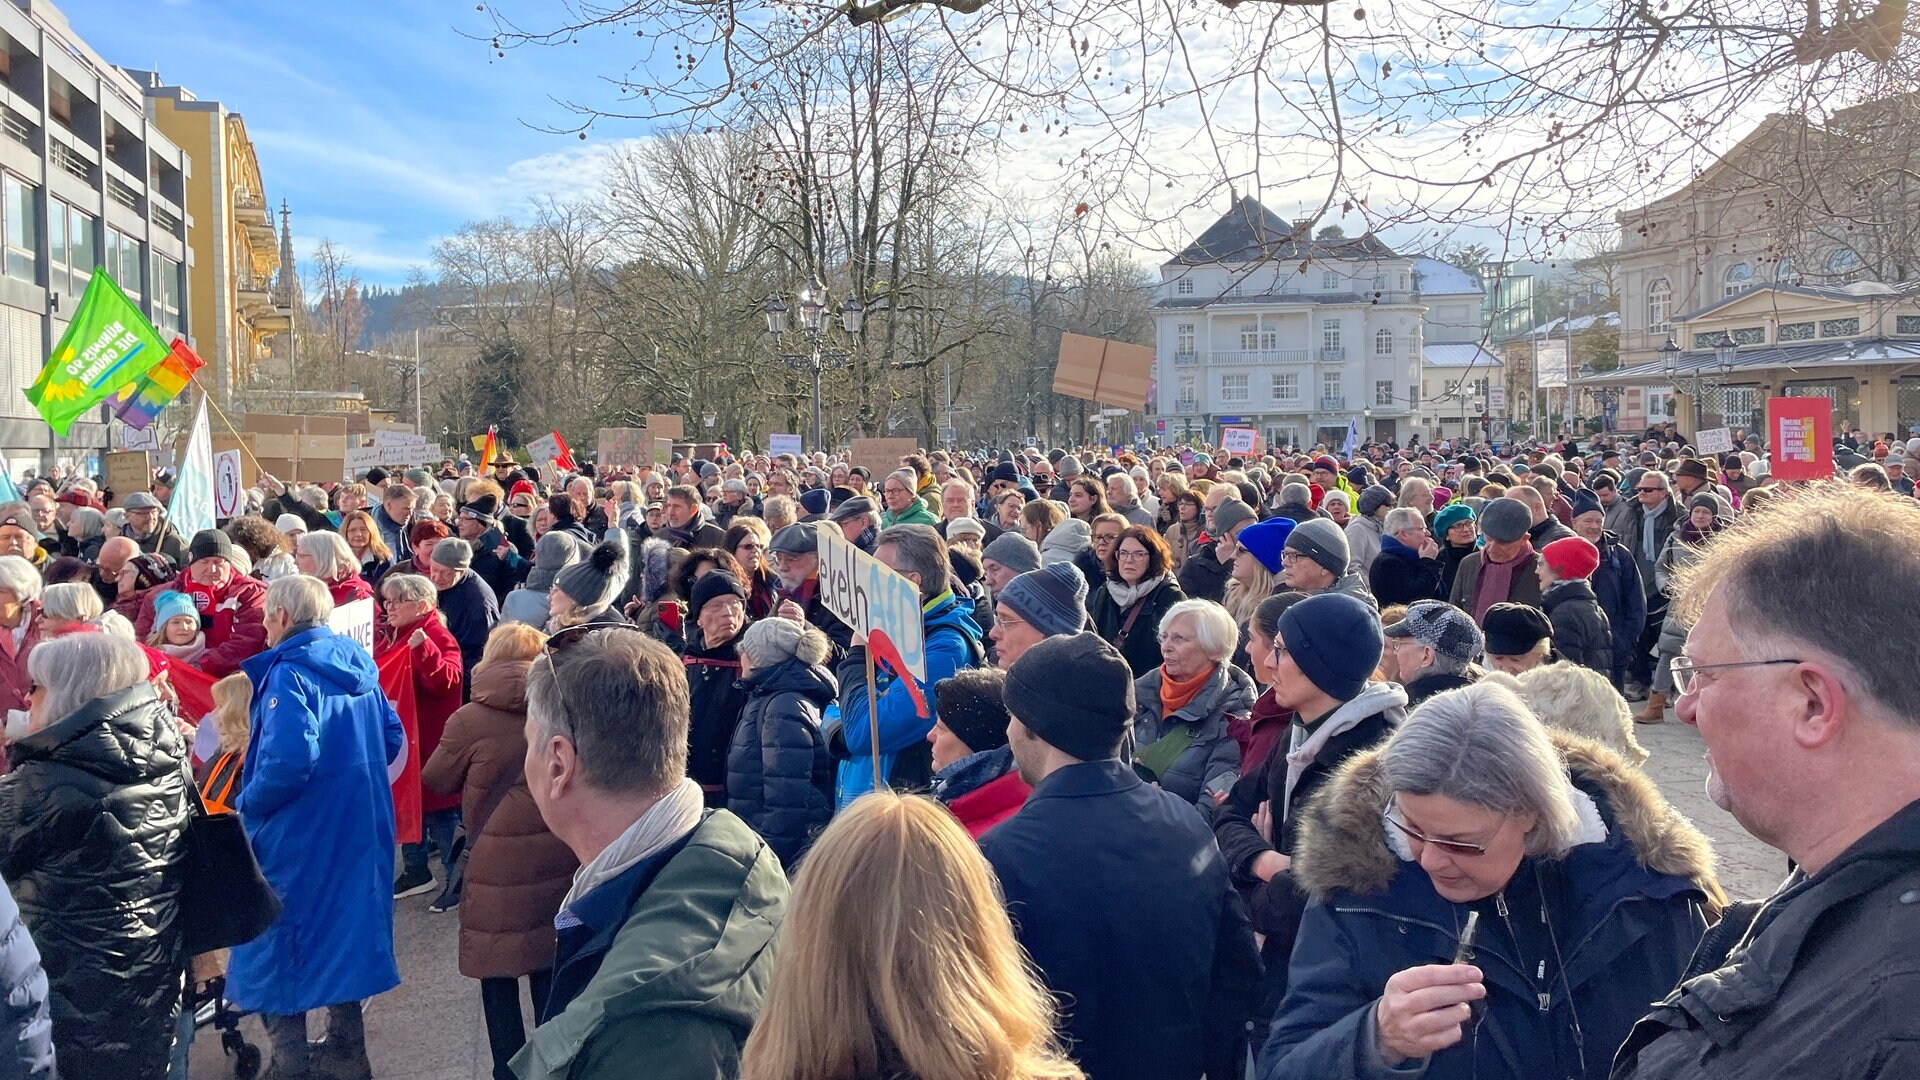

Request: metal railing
left=1319, top=396, right=1346, bottom=411
left=1320, top=347, right=1345, bottom=362
left=1211, top=348, right=1311, bottom=366
left=1174, top=398, right=1200, bottom=414
left=1172, top=350, right=1198, bottom=365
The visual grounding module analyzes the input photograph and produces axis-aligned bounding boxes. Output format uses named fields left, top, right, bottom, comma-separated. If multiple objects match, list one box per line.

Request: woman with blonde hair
left=741, top=793, right=1083, bottom=1080
left=1395, top=476, right=1434, bottom=517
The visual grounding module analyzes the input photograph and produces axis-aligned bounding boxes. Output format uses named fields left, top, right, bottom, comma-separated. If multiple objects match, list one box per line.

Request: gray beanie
left=553, top=534, right=630, bottom=611
left=982, top=532, right=1041, bottom=575
left=1479, top=497, right=1533, bottom=544
left=1209, top=499, right=1257, bottom=537
left=997, top=562, right=1088, bottom=637
left=1284, top=517, right=1350, bottom=576
left=431, top=537, right=473, bottom=572
left=1356, top=484, right=1395, bottom=518
left=527, top=531, right=582, bottom=592
left=1058, top=454, right=1084, bottom=477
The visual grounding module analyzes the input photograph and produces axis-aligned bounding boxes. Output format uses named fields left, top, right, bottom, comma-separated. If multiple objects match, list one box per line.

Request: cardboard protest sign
left=653, top=437, right=674, bottom=468
left=1695, top=427, right=1734, bottom=455
left=1766, top=397, right=1833, bottom=482
left=1051, top=332, right=1153, bottom=410
left=850, top=437, right=916, bottom=478
left=1220, top=426, right=1257, bottom=455
left=105, top=451, right=150, bottom=506
left=816, top=523, right=926, bottom=681
left=645, top=414, right=686, bottom=440
left=597, top=427, right=650, bottom=469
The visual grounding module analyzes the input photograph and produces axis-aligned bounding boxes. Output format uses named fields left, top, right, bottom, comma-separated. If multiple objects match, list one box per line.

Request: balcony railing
left=1174, top=398, right=1200, bottom=415
left=1320, top=347, right=1346, bottom=362
left=1211, top=349, right=1311, bottom=366
left=1172, top=350, right=1198, bottom=366
left=1319, top=396, right=1346, bottom=411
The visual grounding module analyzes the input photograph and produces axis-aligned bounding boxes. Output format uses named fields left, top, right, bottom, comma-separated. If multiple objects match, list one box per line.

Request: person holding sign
left=826, top=525, right=984, bottom=809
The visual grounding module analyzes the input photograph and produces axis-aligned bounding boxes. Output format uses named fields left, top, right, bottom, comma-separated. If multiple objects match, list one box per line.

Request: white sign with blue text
left=816, top=524, right=926, bottom=680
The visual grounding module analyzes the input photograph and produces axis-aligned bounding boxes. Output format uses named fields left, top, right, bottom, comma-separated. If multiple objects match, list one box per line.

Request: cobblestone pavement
left=189, top=705, right=1785, bottom=1080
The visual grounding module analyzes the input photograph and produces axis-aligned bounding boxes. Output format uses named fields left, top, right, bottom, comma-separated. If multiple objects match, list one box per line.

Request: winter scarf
left=1157, top=663, right=1216, bottom=717
left=1471, top=538, right=1535, bottom=625
left=1104, top=573, right=1169, bottom=611
left=560, top=776, right=704, bottom=912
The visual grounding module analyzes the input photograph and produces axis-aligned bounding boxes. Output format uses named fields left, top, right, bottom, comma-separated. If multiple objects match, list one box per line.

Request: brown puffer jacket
left=421, top=657, right=577, bottom=979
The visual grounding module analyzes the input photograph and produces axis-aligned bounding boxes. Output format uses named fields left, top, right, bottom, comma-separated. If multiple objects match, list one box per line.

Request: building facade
left=1411, top=256, right=1503, bottom=442
left=1151, top=197, right=1424, bottom=450
left=134, top=74, right=296, bottom=410
left=0, top=0, right=193, bottom=466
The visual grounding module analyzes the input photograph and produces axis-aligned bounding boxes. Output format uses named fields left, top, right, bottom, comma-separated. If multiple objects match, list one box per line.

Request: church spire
left=273, top=200, right=298, bottom=307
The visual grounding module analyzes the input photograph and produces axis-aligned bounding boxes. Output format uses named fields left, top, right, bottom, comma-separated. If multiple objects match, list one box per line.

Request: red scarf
left=1158, top=663, right=1215, bottom=716
left=1472, top=539, right=1535, bottom=625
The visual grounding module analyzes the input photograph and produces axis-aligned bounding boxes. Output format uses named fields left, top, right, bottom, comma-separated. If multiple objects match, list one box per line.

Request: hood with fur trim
left=1291, top=729, right=1727, bottom=915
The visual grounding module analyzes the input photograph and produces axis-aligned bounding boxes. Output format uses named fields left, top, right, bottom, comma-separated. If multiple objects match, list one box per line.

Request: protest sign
left=597, top=427, right=650, bottom=469
left=1051, top=332, right=1153, bottom=410
left=850, top=437, right=916, bottom=478
left=1767, top=397, right=1834, bottom=481
left=1220, top=426, right=1257, bottom=455
left=526, top=432, right=561, bottom=463
left=327, top=598, right=376, bottom=655
left=1696, top=427, right=1735, bottom=455
left=816, top=523, right=926, bottom=681
left=645, top=414, right=686, bottom=440
left=768, top=433, right=803, bottom=458
left=653, top=437, right=674, bottom=468
left=105, top=451, right=150, bottom=505
left=213, top=450, right=244, bottom=518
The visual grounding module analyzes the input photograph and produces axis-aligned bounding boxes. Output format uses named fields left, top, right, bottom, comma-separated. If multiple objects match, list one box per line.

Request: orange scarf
left=1158, top=663, right=1216, bottom=716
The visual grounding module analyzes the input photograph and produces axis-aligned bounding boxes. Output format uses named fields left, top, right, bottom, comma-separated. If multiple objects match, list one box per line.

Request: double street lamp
left=1660, top=334, right=1738, bottom=432
left=764, top=279, right=864, bottom=452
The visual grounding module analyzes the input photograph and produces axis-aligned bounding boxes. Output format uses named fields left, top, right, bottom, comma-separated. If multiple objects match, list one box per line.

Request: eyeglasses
left=1385, top=808, right=1497, bottom=857
left=1670, top=654, right=1802, bottom=696
left=1116, top=548, right=1149, bottom=560
left=1279, top=551, right=1306, bottom=565
left=1635, top=486, right=1665, bottom=493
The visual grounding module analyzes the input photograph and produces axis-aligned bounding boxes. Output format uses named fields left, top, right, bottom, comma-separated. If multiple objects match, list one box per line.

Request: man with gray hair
left=518, top=628, right=788, bottom=1079
left=825, top=523, right=984, bottom=807
left=1381, top=599, right=1484, bottom=706
left=227, top=575, right=404, bottom=1080
left=1106, top=471, right=1154, bottom=527
left=1614, top=486, right=1920, bottom=1079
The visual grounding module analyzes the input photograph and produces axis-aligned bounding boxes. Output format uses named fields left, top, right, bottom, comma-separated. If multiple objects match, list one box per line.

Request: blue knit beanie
left=1235, top=517, right=1295, bottom=573
left=997, top=562, right=1088, bottom=637
left=152, top=590, right=199, bottom=628
left=1277, top=593, right=1382, bottom=701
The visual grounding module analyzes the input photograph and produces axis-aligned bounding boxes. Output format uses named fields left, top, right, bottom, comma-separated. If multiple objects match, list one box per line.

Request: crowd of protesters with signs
left=0, top=421, right=1915, bottom=1080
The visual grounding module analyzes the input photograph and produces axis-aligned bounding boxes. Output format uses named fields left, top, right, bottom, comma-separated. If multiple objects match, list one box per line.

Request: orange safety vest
left=200, top=750, right=243, bottom=815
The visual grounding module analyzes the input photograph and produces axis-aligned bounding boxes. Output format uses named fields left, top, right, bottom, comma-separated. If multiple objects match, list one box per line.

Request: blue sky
left=58, top=0, right=656, bottom=284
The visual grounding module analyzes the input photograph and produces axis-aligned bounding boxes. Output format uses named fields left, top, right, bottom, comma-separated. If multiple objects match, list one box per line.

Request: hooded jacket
left=228, top=627, right=405, bottom=1016
left=827, top=590, right=982, bottom=808
left=0, top=874, right=52, bottom=1079
left=1213, top=681, right=1407, bottom=1035
left=0, top=683, right=189, bottom=1079
left=1040, top=518, right=1092, bottom=569
left=1261, top=734, right=1724, bottom=1080
left=511, top=810, right=788, bottom=1080
left=1132, top=661, right=1255, bottom=805
left=422, top=657, right=577, bottom=979
left=1345, top=514, right=1385, bottom=577
left=1612, top=797, right=1920, bottom=1080
left=1542, top=579, right=1612, bottom=675
left=725, top=656, right=838, bottom=867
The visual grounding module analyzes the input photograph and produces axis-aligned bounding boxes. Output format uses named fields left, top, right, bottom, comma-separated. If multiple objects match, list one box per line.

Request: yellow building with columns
left=127, top=71, right=295, bottom=408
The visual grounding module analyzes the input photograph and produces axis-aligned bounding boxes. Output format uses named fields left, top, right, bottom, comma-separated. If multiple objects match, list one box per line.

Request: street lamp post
left=1661, top=333, right=1737, bottom=435
left=764, top=280, right=863, bottom=453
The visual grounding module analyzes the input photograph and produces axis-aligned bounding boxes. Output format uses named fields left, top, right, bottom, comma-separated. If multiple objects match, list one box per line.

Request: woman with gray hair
left=0, top=554, right=43, bottom=716
left=1259, top=681, right=1726, bottom=1080
left=67, top=506, right=106, bottom=562
left=38, top=580, right=134, bottom=639
left=724, top=616, right=837, bottom=866
left=295, top=529, right=376, bottom=607
left=1131, top=598, right=1254, bottom=805
left=0, top=632, right=192, bottom=1077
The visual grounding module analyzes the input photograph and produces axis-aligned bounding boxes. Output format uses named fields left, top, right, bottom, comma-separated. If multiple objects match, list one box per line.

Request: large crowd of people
left=0, top=424, right=1916, bottom=1080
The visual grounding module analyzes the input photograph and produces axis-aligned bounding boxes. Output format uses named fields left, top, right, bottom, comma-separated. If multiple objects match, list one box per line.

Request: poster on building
left=816, top=522, right=926, bottom=681
left=1534, top=341, right=1569, bottom=388
left=1766, top=397, right=1834, bottom=482
left=1695, top=427, right=1735, bottom=455
left=1220, top=426, right=1258, bottom=455
left=597, top=427, right=650, bottom=469
left=768, top=433, right=804, bottom=458
left=1488, top=385, right=1507, bottom=413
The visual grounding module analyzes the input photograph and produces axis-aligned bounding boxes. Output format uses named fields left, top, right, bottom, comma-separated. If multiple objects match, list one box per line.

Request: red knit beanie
left=1542, top=536, right=1601, bottom=580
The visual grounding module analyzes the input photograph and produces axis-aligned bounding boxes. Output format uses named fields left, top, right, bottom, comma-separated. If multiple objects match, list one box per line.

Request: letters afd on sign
left=815, top=525, right=926, bottom=681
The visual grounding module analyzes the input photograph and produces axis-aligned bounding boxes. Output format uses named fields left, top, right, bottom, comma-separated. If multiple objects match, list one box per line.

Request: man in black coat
left=1212, top=593, right=1407, bottom=1053
left=983, top=633, right=1258, bottom=1080
left=1536, top=535, right=1612, bottom=675
left=1367, top=507, right=1445, bottom=606
left=1571, top=489, right=1646, bottom=688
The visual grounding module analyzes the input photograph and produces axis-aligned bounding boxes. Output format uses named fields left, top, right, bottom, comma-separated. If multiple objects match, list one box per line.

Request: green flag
left=24, top=271, right=169, bottom=435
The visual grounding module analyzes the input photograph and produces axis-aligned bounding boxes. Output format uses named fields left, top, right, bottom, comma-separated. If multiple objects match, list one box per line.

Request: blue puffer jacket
left=828, top=590, right=981, bottom=807
left=229, top=626, right=405, bottom=1017
left=0, top=875, right=51, bottom=1079
left=725, top=657, right=838, bottom=867
left=1259, top=733, right=1726, bottom=1080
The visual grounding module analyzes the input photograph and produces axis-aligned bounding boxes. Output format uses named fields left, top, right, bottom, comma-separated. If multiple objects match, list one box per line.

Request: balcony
left=1211, top=348, right=1312, bottom=366
left=1174, top=398, right=1200, bottom=415
left=1172, top=350, right=1198, bottom=366
left=1320, top=347, right=1346, bottom=362
left=234, top=189, right=270, bottom=226
left=1319, top=396, right=1346, bottom=411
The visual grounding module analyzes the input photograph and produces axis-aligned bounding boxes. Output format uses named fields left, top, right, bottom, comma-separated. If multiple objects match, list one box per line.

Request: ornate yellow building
left=131, top=73, right=296, bottom=407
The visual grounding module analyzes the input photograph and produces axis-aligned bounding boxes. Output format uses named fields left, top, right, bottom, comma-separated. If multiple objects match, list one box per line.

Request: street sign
left=1156, top=419, right=1167, bottom=432
left=213, top=450, right=243, bottom=518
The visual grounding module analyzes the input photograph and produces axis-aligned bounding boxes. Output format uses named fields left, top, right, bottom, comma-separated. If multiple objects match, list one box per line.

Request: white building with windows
left=1411, top=256, right=1502, bottom=442
left=1152, top=197, right=1425, bottom=450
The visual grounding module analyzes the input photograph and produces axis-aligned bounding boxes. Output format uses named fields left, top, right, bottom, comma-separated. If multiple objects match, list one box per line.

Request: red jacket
left=132, top=570, right=267, bottom=677
left=948, top=769, right=1031, bottom=840
left=0, top=605, right=43, bottom=715
left=328, top=573, right=376, bottom=609
left=378, top=614, right=464, bottom=814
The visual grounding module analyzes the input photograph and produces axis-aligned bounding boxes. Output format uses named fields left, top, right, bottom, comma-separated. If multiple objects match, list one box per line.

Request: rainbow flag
left=107, top=338, right=204, bottom=430
left=479, top=425, right=497, bottom=467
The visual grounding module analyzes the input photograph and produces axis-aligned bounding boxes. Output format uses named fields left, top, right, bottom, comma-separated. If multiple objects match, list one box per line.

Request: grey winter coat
left=1131, top=662, right=1255, bottom=805
left=1344, top=515, right=1384, bottom=577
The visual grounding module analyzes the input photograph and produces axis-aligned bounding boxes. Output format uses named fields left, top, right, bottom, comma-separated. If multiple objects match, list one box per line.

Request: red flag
left=479, top=425, right=497, bottom=470
left=171, top=661, right=217, bottom=724
left=552, top=430, right=577, bottom=472
left=378, top=645, right=423, bottom=846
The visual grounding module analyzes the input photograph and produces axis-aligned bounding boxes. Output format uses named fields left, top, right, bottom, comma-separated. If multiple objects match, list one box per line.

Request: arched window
left=1827, top=247, right=1863, bottom=280
left=1375, top=327, right=1394, bottom=355
left=1723, top=262, right=1753, bottom=298
left=1648, top=278, right=1672, bottom=332
left=1774, top=257, right=1801, bottom=285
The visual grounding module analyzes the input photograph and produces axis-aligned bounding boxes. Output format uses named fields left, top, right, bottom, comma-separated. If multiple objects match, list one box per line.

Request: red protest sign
left=1766, top=397, right=1834, bottom=482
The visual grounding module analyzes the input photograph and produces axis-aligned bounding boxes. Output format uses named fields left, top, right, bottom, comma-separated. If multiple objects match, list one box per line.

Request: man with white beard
left=766, top=522, right=853, bottom=662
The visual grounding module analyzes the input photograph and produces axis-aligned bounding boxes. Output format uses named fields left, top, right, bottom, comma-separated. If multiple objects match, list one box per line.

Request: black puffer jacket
left=1541, top=579, right=1612, bottom=675
left=684, top=628, right=749, bottom=805
left=1177, top=540, right=1231, bottom=604
left=725, top=657, right=838, bottom=868
left=0, top=683, right=191, bottom=1079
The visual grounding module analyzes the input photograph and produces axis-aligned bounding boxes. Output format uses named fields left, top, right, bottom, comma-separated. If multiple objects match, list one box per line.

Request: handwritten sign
left=850, top=437, right=916, bottom=478
left=1695, top=427, right=1734, bottom=455
left=1220, top=426, right=1257, bottom=455
left=105, top=451, right=150, bottom=506
left=597, top=427, right=649, bottom=469
left=817, top=522, right=926, bottom=681
left=768, top=433, right=803, bottom=458
left=526, top=432, right=561, bottom=463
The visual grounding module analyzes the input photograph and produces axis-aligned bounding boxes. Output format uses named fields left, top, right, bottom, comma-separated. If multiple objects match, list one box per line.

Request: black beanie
left=689, top=570, right=747, bottom=622
left=1003, top=632, right=1134, bottom=761
left=934, top=669, right=1013, bottom=754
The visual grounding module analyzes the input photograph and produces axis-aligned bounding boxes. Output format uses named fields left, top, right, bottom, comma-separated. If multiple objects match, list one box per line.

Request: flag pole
left=186, top=373, right=269, bottom=476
